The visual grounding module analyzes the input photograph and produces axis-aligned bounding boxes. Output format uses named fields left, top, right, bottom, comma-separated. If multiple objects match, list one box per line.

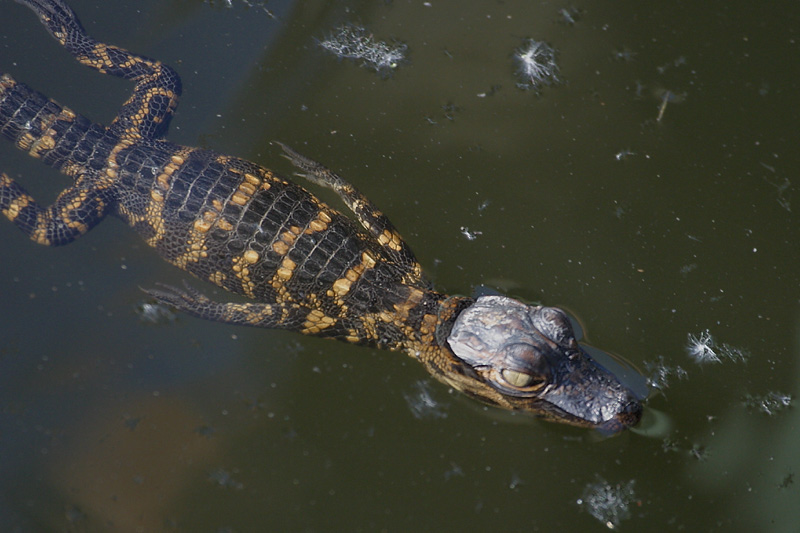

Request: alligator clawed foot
left=273, top=141, right=335, bottom=187
left=273, top=141, right=319, bottom=171
left=141, top=280, right=212, bottom=310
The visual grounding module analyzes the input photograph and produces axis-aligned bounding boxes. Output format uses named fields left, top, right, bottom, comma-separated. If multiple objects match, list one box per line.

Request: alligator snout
left=597, top=396, right=643, bottom=434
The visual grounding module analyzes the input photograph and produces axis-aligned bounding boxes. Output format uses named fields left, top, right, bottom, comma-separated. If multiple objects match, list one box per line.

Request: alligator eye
left=501, top=368, right=539, bottom=388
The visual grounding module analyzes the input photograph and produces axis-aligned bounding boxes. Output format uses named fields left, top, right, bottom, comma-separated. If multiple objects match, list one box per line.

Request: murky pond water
left=1, top=1, right=798, bottom=531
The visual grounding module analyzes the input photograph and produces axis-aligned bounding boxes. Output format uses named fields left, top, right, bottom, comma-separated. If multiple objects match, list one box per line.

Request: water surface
left=1, top=1, right=798, bottom=531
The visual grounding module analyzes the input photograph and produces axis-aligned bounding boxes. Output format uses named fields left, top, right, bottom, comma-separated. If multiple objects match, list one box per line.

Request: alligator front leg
left=144, top=282, right=291, bottom=329
left=275, top=142, right=423, bottom=279
left=144, top=282, right=359, bottom=339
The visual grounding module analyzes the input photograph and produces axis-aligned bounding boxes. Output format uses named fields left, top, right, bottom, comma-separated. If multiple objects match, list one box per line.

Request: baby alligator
left=1, top=0, right=643, bottom=432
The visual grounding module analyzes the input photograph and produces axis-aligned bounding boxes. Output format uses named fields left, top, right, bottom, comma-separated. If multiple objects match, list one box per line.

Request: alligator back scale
left=1, top=0, right=643, bottom=432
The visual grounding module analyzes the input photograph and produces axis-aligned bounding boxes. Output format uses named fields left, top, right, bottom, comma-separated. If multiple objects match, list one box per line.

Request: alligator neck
left=387, top=288, right=475, bottom=358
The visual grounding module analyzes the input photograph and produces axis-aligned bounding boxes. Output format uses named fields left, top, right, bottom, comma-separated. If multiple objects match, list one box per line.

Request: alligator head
left=437, top=295, right=643, bottom=433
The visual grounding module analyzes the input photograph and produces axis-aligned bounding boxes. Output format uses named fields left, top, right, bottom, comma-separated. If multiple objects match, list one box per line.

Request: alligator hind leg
left=0, top=172, right=113, bottom=245
left=16, top=0, right=181, bottom=140
left=275, top=142, right=423, bottom=278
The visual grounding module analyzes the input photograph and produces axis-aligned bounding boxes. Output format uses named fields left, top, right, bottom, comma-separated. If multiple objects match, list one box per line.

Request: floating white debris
left=403, top=380, right=448, bottom=419
left=686, top=330, right=750, bottom=364
left=611, top=47, right=636, bottom=62
left=319, top=24, right=407, bottom=74
left=460, top=226, right=482, bottom=241
left=577, top=477, right=637, bottom=530
left=615, top=149, right=636, bottom=161
left=743, top=391, right=793, bottom=416
left=654, top=88, right=686, bottom=122
left=689, top=443, right=710, bottom=461
left=762, top=175, right=792, bottom=212
left=718, top=342, right=750, bottom=363
left=513, top=38, right=560, bottom=91
left=558, top=7, right=582, bottom=26
left=686, top=329, right=720, bottom=364
left=644, top=355, right=688, bottom=393
left=209, top=0, right=275, bottom=17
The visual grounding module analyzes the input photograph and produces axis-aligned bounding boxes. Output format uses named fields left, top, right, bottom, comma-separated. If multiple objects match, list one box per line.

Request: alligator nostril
left=595, top=399, right=643, bottom=435
left=620, top=399, right=643, bottom=425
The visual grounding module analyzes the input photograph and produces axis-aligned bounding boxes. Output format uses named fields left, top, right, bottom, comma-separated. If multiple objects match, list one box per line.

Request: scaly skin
left=1, top=0, right=643, bottom=432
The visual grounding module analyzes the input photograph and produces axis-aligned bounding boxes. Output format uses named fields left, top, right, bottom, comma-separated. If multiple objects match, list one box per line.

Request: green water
left=1, top=1, right=798, bottom=531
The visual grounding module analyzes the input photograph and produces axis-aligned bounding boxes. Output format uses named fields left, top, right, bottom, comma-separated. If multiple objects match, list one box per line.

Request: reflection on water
left=630, top=406, right=673, bottom=439
left=1, top=0, right=799, bottom=531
